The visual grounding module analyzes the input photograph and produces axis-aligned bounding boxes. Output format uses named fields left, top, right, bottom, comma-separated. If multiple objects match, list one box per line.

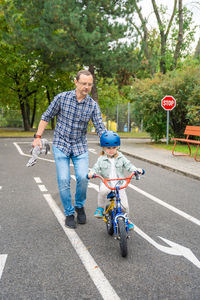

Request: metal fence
left=99, top=103, right=143, bottom=133
left=1, top=103, right=142, bottom=132
left=0, top=108, right=23, bottom=128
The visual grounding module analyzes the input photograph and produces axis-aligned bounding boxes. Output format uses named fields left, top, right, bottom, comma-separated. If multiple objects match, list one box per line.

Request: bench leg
left=194, top=144, right=200, bottom=162
left=172, top=141, right=191, bottom=157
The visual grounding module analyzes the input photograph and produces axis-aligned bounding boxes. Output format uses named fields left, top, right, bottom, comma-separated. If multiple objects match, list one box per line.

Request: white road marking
left=43, top=193, right=120, bottom=300
left=89, top=148, right=97, bottom=154
left=0, top=186, right=2, bottom=190
left=88, top=180, right=200, bottom=227
left=34, top=177, right=42, bottom=184
left=14, top=142, right=74, bottom=166
left=33, top=175, right=119, bottom=298
left=129, top=183, right=200, bottom=226
left=159, top=236, right=200, bottom=269
left=13, top=142, right=55, bottom=163
left=88, top=182, right=99, bottom=192
left=88, top=181, right=200, bottom=269
left=38, top=185, right=48, bottom=192
left=134, top=226, right=200, bottom=269
left=0, top=254, right=7, bottom=280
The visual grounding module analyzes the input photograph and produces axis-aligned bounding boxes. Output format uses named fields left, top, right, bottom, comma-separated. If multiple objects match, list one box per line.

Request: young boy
left=88, top=131, right=143, bottom=230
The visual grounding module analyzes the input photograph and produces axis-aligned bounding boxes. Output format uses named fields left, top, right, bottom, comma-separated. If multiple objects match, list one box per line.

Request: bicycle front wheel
left=118, top=218, right=128, bottom=257
left=105, top=205, right=114, bottom=236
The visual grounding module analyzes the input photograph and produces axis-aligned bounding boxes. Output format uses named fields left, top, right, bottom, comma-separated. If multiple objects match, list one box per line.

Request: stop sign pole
left=161, top=96, right=176, bottom=145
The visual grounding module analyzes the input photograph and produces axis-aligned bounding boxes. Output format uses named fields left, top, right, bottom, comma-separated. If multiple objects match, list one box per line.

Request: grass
left=0, top=128, right=35, bottom=137
left=0, top=128, right=150, bottom=138
left=151, top=142, right=200, bottom=159
left=118, top=131, right=150, bottom=138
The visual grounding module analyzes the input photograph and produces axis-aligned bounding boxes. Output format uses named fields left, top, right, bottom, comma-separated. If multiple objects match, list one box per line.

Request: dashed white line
left=43, top=193, right=120, bottom=300
left=33, top=175, right=120, bottom=300
left=38, top=184, right=48, bottom=192
left=34, top=177, right=42, bottom=184
left=0, top=254, right=7, bottom=280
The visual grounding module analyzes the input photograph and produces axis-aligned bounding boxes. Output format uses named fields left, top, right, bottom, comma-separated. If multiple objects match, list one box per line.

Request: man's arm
left=33, top=120, right=48, bottom=148
left=91, top=102, right=106, bottom=137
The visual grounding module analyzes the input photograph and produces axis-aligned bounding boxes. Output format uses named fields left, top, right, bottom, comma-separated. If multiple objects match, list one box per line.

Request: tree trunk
left=46, top=87, right=55, bottom=129
left=160, top=36, right=167, bottom=74
left=25, top=98, right=31, bottom=128
left=89, top=65, right=98, bottom=103
left=31, top=97, right=37, bottom=128
left=19, top=96, right=31, bottom=131
left=152, top=0, right=177, bottom=74
left=173, top=0, right=183, bottom=68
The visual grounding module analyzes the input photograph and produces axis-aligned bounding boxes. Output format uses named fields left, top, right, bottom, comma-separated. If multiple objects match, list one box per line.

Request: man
left=33, top=70, right=106, bottom=228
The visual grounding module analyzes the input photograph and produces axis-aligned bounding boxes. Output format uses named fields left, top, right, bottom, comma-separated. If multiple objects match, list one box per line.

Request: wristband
left=34, top=134, right=42, bottom=138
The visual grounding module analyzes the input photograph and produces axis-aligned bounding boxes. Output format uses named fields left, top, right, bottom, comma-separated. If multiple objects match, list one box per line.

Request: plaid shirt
left=41, top=89, right=106, bottom=156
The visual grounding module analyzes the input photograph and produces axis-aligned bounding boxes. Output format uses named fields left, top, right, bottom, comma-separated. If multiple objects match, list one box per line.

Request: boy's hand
left=136, top=168, right=143, bottom=174
left=87, top=172, right=94, bottom=179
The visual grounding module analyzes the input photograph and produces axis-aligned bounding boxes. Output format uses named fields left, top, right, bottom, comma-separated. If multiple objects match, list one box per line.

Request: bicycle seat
left=107, top=191, right=115, bottom=199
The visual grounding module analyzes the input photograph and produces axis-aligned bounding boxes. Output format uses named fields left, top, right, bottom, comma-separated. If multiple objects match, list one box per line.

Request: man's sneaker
left=65, top=215, right=76, bottom=228
left=94, top=207, right=104, bottom=218
left=128, top=220, right=134, bottom=231
left=75, top=207, right=86, bottom=224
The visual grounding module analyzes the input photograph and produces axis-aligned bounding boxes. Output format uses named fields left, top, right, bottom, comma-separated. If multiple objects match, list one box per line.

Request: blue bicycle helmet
left=100, top=131, right=120, bottom=147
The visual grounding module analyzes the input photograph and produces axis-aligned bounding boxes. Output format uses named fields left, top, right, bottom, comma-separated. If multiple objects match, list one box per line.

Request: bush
left=130, top=65, right=200, bottom=141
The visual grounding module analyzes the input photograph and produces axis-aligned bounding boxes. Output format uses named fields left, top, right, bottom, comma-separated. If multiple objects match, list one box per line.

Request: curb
left=120, top=150, right=200, bottom=182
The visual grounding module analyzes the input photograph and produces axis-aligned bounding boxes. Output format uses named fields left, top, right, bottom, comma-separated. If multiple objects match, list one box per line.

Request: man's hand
left=33, top=137, right=42, bottom=149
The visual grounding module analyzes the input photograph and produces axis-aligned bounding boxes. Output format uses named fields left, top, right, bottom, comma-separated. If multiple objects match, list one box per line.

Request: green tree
left=4, top=0, right=136, bottom=102
left=132, top=0, right=196, bottom=74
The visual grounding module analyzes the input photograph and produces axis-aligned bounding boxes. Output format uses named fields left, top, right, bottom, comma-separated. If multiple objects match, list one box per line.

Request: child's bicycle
left=88, top=170, right=145, bottom=257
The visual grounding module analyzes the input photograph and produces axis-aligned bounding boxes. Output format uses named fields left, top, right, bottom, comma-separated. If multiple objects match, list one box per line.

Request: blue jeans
left=53, top=145, right=89, bottom=216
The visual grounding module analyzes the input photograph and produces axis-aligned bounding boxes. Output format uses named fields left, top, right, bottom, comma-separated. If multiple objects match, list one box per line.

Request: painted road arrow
left=135, top=226, right=200, bottom=269
left=0, top=254, right=7, bottom=280
left=86, top=180, right=200, bottom=269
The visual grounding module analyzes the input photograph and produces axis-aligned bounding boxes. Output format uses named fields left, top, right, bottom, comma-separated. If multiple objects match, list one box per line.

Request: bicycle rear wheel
left=105, top=205, right=114, bottom=236
left=118, top=218, right=128, bottom=257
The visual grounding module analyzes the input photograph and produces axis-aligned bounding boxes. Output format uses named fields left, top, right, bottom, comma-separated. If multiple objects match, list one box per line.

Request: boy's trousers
left=97, top=183, right=129, bottom=214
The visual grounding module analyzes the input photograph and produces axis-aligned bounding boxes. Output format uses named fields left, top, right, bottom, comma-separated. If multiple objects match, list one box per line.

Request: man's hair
left=76, top=70, right=93, bottom=81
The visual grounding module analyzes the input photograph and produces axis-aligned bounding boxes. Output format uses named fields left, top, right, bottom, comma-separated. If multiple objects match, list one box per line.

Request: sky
left=138, top=0, right=200, bottom=51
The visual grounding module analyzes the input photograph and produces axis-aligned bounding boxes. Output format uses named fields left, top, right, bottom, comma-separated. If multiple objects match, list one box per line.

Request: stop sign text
left=161, top=96, right=176, bottom=111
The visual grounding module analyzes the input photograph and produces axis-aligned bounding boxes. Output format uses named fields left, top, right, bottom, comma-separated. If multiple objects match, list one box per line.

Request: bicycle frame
left=92, top=171, right=140, bottom=237
left=88, top=170, right=145, bottom=257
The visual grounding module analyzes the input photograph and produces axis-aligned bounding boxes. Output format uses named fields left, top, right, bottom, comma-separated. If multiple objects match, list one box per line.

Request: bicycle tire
left=105, top=205, right=114, bottom=236
left=118, top=218, right=128, bottom=257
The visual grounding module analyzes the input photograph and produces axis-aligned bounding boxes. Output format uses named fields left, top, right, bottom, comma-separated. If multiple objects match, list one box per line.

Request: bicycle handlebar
left=87, top=169, right=145, bottom=191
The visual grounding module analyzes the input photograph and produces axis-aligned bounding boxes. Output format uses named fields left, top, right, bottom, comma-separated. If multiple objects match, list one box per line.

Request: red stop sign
left=161, top=96, right=176, bottom=111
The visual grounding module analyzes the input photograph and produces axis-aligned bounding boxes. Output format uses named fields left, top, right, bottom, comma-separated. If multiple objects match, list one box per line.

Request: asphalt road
left=0, top=136, right=200, bottom=300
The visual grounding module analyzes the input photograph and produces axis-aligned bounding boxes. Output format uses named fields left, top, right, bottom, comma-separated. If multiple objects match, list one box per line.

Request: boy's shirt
left=90, top=151, right=137, bottom=179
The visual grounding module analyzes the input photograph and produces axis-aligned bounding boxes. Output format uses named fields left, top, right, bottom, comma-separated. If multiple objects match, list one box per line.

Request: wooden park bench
left=171, top=126, right=200, bottom=162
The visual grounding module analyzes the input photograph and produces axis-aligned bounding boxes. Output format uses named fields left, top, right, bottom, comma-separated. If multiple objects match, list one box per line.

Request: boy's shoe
left=75, top=206, right=86, bottom=224
left=128, top=220, right=134, bottom=231
left=94, top=207, right=104, bottom=218
left=65, top=215, right=76, bottom=228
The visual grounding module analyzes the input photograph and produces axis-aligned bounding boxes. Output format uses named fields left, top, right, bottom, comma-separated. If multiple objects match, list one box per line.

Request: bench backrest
left=184, top=126, right=200, bottom=137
